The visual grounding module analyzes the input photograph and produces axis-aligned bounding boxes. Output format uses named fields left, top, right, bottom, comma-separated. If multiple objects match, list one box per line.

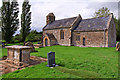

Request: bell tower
left=46, top=13, right=55, bottom=25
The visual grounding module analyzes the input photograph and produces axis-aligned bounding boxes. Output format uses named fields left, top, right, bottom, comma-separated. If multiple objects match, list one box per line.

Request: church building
left=42, top=13, right=116, bottom=47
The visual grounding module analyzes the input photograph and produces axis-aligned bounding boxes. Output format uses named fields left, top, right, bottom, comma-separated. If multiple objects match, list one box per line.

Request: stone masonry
left=42, top=13, right=116, bottom=47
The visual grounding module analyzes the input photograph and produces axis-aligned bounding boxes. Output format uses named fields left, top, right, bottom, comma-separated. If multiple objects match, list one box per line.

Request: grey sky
left=0, top=0, right=119, bottom=35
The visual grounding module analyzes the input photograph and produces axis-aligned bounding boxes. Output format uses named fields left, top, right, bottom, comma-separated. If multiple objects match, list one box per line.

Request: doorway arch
left=45, top=38, right=48, bottom=46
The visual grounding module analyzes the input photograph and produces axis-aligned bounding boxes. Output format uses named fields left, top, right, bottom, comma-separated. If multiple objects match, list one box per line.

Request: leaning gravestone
left=116, top=42, right=120, bottom=51
left=24, top=42, right=35, bottom=52
left=47, top=52, right=56, bottom=67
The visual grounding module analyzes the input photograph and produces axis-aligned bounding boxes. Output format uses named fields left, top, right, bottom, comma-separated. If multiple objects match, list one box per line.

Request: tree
left=25, top=30, right=42, bottom=42
left=13, top=34, right=22, bottom=43
left=20, top=0, right=31, bottom=42
left=93, top=7, right=120, bottom=41
left=1, top=0, right=11, bottom=42
left=1, top=0, right=19, bottom=43
left=0, top=7, right=1, bottom=27
left=0, top=7, right=2, bottom=41
left=117, top=18, right=120, bottom=41
left=11, top=0, right=19, bottom=34
left=114, top=18, right=120, bottom=41
left=93, top=7, right=111, bottom=18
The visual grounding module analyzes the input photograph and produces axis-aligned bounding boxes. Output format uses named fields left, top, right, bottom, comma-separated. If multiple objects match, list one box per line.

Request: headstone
left=47, top=52, right=56, bottom=67
left=116, top=42, right=120, bottom=51
left=24, top=42, right=36, bottom=52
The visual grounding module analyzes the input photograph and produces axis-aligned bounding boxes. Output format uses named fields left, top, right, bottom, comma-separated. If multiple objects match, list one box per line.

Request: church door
left=83, top=38, right=85, bottom=46
left=45, top=39, right=48, bottom=46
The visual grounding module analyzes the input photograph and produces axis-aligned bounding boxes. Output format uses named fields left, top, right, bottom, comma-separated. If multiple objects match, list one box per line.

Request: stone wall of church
left=43, top=28, right=71, bottom=46
left=72, top=31, right=107, bottom=47
left=107, top=19, right=116, bottom=47
left=43, top=21, right=116, bottom=47
left=50, top=40, right=57, bottom=46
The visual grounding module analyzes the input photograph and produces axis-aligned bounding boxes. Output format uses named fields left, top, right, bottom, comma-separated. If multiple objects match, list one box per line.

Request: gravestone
left=47, top=52, right=56, bottom=67
left=24, top=42, right=35, bottom=52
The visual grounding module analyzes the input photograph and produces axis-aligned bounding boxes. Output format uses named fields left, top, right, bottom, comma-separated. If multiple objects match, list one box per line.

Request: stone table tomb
left=5, top=45, right=32, bottom=65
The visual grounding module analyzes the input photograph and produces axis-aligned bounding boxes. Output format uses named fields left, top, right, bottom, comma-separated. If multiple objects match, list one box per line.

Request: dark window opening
left=76, top=35, right=80, bottom=41
left=83, top=38, right=85, bottom=46
left=45, top=39, right=48, bottom=46
left=60, top=30, right=64, bottom=39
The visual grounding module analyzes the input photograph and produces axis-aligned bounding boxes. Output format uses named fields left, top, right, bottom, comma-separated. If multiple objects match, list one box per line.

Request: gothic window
left=76, top=35, right=80, bottom=41
left=60, top=30, right=64, bottom=39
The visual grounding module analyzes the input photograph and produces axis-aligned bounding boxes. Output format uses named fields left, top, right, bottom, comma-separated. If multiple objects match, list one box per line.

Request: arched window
left=60, top=30, right=64, bottom=39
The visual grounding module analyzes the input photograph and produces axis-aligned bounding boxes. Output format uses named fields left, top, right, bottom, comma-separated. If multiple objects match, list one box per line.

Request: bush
left=25, top=30, right=42, bottom=42
left=14, top=40, right=19, bottom=43
left=13, top=34, right=22, bottom=43
left=2, top=40, right=6, bottom=43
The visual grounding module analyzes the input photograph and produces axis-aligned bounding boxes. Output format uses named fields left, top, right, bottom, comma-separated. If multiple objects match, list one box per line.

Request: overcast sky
left=0, top=0, right=120, bottom=35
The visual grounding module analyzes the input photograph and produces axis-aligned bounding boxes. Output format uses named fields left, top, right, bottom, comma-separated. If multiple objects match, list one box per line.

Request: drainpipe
left=103, top=28, right=106, bottom=47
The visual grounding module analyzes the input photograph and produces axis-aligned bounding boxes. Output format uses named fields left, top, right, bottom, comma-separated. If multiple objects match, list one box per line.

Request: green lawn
left=2, top=45, right=119, bottom=78
left=0, top=42, right=39, bottom=58
left=1, top=48, right=7, bottom=58
left=7, top=42, right=39, bottom=46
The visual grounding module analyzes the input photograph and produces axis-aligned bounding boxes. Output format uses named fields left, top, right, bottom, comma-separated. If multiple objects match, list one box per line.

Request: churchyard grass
left=0, top=42, right=39, bottom=58
left=2, top=45, right=119, bottom=78
left=1, top=48, right=7, bottom=58
left=7, top=42, right=39, bottom=46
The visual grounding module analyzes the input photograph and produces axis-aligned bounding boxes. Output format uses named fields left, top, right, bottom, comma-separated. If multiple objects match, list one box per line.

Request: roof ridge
left=82, top=15, right=109, bottom=20
left=55, top=16, right=77, bottom=22
left=55, top=15, right=109, bottom=21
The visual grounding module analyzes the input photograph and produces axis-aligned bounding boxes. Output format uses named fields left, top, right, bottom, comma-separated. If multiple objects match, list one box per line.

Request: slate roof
left=46, top=33, right=56, bottom=40
left=74, top=16, right=110, bottom=31
left=44, top=17, right=77, bottom=30
left=44, top=15, right=110, bottom=31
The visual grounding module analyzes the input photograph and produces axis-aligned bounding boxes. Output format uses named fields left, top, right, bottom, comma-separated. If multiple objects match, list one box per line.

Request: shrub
left=14, top=40, right=19, bottom=43
left=2, top=40, right=6, bottom=43
left=25, top=30, right=42, bottom=42
left=13, top=34, right=22, bottom=43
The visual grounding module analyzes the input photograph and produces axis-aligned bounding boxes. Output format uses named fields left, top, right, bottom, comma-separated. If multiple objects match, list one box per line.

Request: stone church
left=42, top=13, right=116, bottom=47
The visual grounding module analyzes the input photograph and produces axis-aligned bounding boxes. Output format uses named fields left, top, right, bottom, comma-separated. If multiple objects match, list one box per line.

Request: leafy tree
left=1, top=0, right=11, bottom=42
left=93, top=7, right=120, bottom=41
left=117, top=18, right=120, bottom=41
left=25, top=30, right=42, bottom=42
left=11, top=0, right=19, bottom=34
left=93, top=7, right=111, bottom=18
left=13, top=34, right=22, bottom=43
left=25, top=31, right=36, bottom=42
left=0, top=7, right=1, bottom=28
left=1, top=0, right=19, bottom=43
left=0, top=7, right=2, bottom=41
left=20, top=0, right=31, bottom=42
